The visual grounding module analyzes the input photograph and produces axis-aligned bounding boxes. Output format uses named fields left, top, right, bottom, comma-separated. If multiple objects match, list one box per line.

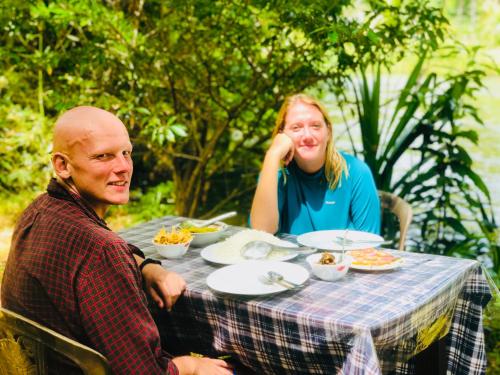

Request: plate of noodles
left=200, top=229, right=298, bottom=265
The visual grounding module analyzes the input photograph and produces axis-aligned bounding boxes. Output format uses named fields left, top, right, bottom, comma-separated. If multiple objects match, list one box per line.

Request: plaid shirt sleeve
left=128, top=242, right=146, bottom=258
left=77, top=239, right=178, bottom=375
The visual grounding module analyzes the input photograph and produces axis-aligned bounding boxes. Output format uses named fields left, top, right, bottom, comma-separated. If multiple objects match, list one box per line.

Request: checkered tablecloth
left=120, top=216, right=492, bottom=375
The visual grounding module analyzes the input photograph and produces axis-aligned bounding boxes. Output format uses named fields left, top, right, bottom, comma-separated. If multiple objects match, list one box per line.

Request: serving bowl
left=153, top=239, right=192, bottom=259
left=306, top=253, right=353, bottom=281
left=153, top=227, right=193, bottom=258
left=175, top=221, right=228, bottom=247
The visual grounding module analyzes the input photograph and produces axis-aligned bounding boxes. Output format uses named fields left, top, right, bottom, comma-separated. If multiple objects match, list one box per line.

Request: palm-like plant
left=337, top=51, right=498, bottom=271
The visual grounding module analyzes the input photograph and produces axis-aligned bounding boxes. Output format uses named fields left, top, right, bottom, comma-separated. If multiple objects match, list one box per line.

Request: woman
left=250, top=93, right=380, bottom=235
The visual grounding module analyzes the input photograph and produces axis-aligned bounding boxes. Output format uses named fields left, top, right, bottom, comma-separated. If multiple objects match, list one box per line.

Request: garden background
left=0, top=0, right=498, bottom=372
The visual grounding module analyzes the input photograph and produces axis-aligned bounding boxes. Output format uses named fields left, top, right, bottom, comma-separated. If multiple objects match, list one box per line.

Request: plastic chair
left=0, top=307, right=111, bottom=375
left=378, top=191, right=413, bottom=251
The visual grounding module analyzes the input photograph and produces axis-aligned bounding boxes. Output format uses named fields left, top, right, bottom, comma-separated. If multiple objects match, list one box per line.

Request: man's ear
left=52, top=152, right=72, bottom=179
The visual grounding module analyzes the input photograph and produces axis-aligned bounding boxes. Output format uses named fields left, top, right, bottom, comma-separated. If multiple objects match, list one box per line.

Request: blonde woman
left=250, top=94, right=380, bottom=235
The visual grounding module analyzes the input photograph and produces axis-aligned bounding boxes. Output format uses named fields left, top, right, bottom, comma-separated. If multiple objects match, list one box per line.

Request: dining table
left=119, top=215, right=492, bottom=375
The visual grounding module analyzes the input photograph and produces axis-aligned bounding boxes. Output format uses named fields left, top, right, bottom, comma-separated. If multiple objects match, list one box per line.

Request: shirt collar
left=47, top=178, right=109, bottom=229
left=288, top=160, right=325, bottom=180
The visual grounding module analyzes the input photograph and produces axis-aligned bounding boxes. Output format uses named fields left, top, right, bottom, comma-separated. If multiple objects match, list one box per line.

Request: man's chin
left=109, top=195, right=130, bottom=206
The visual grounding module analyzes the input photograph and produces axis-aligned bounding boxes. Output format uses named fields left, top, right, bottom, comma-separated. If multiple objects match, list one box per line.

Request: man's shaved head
left=53, top=106, right=126, bottom=155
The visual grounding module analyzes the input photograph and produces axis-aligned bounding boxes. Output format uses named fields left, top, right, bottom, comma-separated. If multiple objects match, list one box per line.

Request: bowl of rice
left=200, top=229, right=298, bottom=264
left=153, top=227, right=193, bottom=259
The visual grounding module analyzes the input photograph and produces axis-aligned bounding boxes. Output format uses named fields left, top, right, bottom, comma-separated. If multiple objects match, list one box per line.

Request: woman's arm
left=250, top=133, right=294, bottom=234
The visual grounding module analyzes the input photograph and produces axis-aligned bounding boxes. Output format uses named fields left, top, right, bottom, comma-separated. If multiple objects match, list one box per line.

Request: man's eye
left=96, top=154, right=111, bottom=160
left=123, top=150, right=132, bottom=157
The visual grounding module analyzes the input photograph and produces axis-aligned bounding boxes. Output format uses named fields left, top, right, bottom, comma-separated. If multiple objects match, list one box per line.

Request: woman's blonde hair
left=273, top=93, right=347, bottom=189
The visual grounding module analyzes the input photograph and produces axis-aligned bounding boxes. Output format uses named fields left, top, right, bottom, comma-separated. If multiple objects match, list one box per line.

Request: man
left=1, top=106, right=232, bottom=374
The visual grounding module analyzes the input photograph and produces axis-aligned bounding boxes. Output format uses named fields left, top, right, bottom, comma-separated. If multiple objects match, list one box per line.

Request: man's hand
left=172, top=356, right=233, bottom=375
left=135, top=255, right=186, bottom=310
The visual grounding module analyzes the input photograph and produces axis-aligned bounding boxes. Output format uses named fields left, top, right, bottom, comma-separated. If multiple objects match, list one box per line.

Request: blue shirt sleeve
left=349, top=160, right=381, bottom=234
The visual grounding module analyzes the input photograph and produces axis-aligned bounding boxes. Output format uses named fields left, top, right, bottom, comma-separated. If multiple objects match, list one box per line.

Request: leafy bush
left=484, top=295, right=500, bottom=374
left=106, top=182, right=176, bottom=230
left=0, top=102, right=52, bottom=196
left=333, top=50, right=498, bottom=273
left=0, top=0, right=451, bottom=218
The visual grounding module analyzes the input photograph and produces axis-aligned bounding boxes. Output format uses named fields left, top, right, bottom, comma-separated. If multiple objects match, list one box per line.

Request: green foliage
left=0, top=0, right=451, bottom=219
left=335, top=49, right=498, bottom=271
left=484, top=293, right=500, bottom=374
left=0, top=103, right=52, bottom=195
left=106, top=182, right=176, bottom=227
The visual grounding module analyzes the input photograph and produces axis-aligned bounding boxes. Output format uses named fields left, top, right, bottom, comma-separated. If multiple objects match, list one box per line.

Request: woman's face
left=282, top=101, right=330, bottom=173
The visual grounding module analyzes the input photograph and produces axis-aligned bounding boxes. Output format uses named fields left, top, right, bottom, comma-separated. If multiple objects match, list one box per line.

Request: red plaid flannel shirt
left=1, top=179, right=178, bottom=375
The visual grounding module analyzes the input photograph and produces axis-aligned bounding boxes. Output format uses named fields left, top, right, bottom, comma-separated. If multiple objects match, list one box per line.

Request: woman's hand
left=140, top=262, right=186, bottom=310
left=172, top=356, right=233, bottom=375
left=268, top=133, right=294, bottom=165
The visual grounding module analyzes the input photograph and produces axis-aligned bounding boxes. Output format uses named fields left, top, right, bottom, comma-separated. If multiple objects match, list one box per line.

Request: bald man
left=1, top=106, right=232, bottom=375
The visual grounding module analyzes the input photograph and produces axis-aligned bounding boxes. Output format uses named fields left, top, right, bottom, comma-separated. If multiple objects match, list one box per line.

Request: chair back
left=378, top=191, right=413, bottom=251
left=0, top=307, right=112, bottom=375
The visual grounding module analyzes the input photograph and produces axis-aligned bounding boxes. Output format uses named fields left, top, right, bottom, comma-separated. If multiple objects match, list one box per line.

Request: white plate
left=297, top=230, right=384, bottom=251
left=349, top=257, right=404, bottom=271
left=200, top=240, right=298, bottom=265
left=206, top=261, right=309, bottom=295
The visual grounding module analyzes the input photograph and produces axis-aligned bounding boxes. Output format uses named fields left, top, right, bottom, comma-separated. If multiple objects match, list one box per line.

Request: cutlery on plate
left=259, top=271, right=301, bottom=289
left=240, top=240, right=316, bottom=260
left=337, top=230, right=349, bottom=262
left=267, top=271, right=302, bottom=289
left=333, top=236, right=386, bottom=245
left=179, top=211, right=237, bottom=228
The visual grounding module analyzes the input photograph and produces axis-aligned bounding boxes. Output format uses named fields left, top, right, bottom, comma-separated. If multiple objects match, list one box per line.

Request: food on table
left=347, top=248, right=399, bottom=266
left=318, top=252, right=336, bottom=265
left=154, top=227, right=192, bottom=245
left=210, top=229, right=294, bottom=263
left=181, top=225, right=219, bottom=234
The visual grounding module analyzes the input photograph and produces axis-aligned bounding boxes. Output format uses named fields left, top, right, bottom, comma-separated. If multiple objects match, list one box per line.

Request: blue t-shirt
left=277, top=153, right=380, bottom=235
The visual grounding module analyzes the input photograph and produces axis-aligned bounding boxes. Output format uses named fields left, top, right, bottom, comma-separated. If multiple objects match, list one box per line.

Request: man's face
left=66, top=119, right=133, bottom=218
left=283, top=101, right=330, bottom=172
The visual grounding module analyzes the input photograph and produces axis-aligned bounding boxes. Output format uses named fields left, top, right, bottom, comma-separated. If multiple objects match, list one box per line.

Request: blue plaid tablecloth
left=120, top=216, right=492, bottom=375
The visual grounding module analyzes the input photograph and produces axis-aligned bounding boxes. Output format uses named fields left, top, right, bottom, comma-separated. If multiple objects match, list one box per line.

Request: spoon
left=179, top=211, right=237, bottom=229
left=264, top=271, right=301, bottom=289
left=240, top=240, right=316, bottom=260
left=333, top=237, right=386, bottom=245
left=259, top=271, right=299, bottom=289
left=339, top=230, right=348, bottom=262
left=259, top=274, right=293, bottom=289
